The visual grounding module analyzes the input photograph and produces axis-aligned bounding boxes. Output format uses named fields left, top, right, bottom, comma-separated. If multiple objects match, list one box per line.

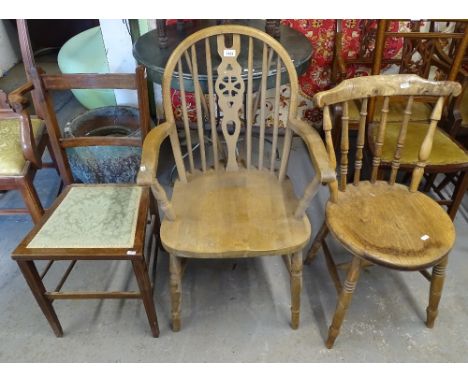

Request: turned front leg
left=290, top=251, right=303, bottom=329
left=326, top=256, right=362, bottom=349
left=426, top=256, right=448, bottom=328
left=169, top=254, right=182, bottom=332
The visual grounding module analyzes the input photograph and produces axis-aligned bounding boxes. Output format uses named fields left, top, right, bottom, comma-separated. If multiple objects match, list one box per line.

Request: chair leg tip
left=172, top=321, right=181, bottom=332
left=426, top=308, right=437, bottom=328
left=325, top=338, right=335, bottom=349
left=53, top=327, right=63, bottom=338
left=151, top=327, right=160, bottom=337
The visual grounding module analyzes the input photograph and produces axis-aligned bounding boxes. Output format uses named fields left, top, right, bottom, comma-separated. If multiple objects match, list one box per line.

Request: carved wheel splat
left=215, top=34, right=245, bottom=171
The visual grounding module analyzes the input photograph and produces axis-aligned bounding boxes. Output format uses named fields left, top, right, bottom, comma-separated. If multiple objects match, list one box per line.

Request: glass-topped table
left=133, top=19, right=313, bottom=92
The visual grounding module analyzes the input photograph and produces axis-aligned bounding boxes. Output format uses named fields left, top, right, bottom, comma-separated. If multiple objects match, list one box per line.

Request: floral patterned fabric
left=27, top=185, right=142, bottom=248
left=0, top=118, right=44, bottom=175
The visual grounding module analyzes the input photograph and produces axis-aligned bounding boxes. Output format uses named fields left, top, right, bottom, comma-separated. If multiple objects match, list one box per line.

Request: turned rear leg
left=169, top=254, right=182, bottom=331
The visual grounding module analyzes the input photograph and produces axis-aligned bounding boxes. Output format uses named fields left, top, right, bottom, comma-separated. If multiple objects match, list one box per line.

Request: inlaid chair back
left=313, top=74, right=462, bottom=202
left=161, top=25, right=301, bottom=181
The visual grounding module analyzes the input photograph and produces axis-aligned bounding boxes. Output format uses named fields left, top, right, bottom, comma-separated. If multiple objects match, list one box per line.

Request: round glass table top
left=133, top=20, right=313, bottom=92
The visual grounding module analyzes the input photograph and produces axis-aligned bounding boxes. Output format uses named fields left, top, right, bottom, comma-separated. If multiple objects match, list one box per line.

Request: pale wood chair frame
left=137, top=25, right=335, bottom=331
left=304, top=74, right=461, bottom=348
left=10, top=66, right=160, bottom=337
left=332, top=20, right=468, bottom=220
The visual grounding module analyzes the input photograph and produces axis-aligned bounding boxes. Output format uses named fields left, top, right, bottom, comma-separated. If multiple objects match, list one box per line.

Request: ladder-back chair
left=11, top=66, right=159, bottom=337
left=303, top=74, right=461, bottom=348
left=137, top=25, right=335, bottom=331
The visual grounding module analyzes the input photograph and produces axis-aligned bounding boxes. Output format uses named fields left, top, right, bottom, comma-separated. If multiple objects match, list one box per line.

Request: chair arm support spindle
left=288, top=118, right=336, bottom=184
left=294, top=175, right=321, bottom=218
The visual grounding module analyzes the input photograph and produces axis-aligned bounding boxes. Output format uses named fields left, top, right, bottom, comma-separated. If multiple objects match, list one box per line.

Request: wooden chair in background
left=10, top=66, right=160, bottom=337
left=332, top=20, right=468, bottom=219
left=0, top=88, right=52, bottom=223
left=137, top=25, right=335, bottom=331
left=371, top=21, right=468, bottom=220
left=304, top=74, right=461, bottom=348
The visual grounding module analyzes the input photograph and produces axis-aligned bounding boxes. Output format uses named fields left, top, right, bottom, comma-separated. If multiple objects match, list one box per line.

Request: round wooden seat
left=161, top=170, right=311, bottom=258
left=326, top=181, right=455, bottom=270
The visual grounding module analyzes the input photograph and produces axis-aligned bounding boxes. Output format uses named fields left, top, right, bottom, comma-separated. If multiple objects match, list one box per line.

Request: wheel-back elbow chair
left=11, top=65, right=159, bottom=337
left=304, top=74, right=461, bottom=348
left=137, top=25, right=335, bottom=331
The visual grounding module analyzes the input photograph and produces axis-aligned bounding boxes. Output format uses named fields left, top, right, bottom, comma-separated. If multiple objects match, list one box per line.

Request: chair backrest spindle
left=258, top=43, right=269, bottom=170
left=270, top=55, right=282, bottom=172
left=205, top=37, right=220, bottom=170
left=409, top=96, right=445, bottom=192
left=246, top=36, right=254, bottom=169
left=339, top=101, right=349, bottom=190
left=389, top=95, right=414, bottom=184
left=370, top=96, right=390, bottom=183
left=177, top=59, right=195, bottom=173
left=353, top=98, right=368, bottom=185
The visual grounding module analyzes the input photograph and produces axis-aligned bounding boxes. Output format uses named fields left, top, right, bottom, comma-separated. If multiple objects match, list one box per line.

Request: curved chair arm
left=136, top=122, right=173, bottom=185
left=450, top=77, right=468, bottom=136
left=7, top=82, right=42, bottom=168
left=288, top=118, right=336, bottom=183
left=137, top=122, right=176, bottom=220
left=288, top=118, right=336, bottom=218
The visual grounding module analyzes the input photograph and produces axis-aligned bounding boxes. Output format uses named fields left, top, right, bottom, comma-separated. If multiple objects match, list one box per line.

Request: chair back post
left=448, top=26, right=468, bottom=81
left=16, top=19, right=46, bottom=120
left=313, top=74, right=462, bottom=200
left=30, top=66, right=74, bottom=185
left=135, top=65, right=151, bottom=140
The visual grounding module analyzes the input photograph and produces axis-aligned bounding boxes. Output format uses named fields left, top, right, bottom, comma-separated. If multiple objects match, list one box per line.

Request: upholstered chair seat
left=372, top=122, right=468, bottom=166
left=27, top=185, right=143, bottom=249
left=0, top=117, right=44, bottom=175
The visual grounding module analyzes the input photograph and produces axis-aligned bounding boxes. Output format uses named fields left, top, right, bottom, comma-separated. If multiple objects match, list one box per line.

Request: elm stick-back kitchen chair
left=137, top=25, right=335, bottom=331
left=0, top=87, right=51, bottom=223
left=303, top=74, right=461, bottom=349
left=10, top=65, right=160, bottom=337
